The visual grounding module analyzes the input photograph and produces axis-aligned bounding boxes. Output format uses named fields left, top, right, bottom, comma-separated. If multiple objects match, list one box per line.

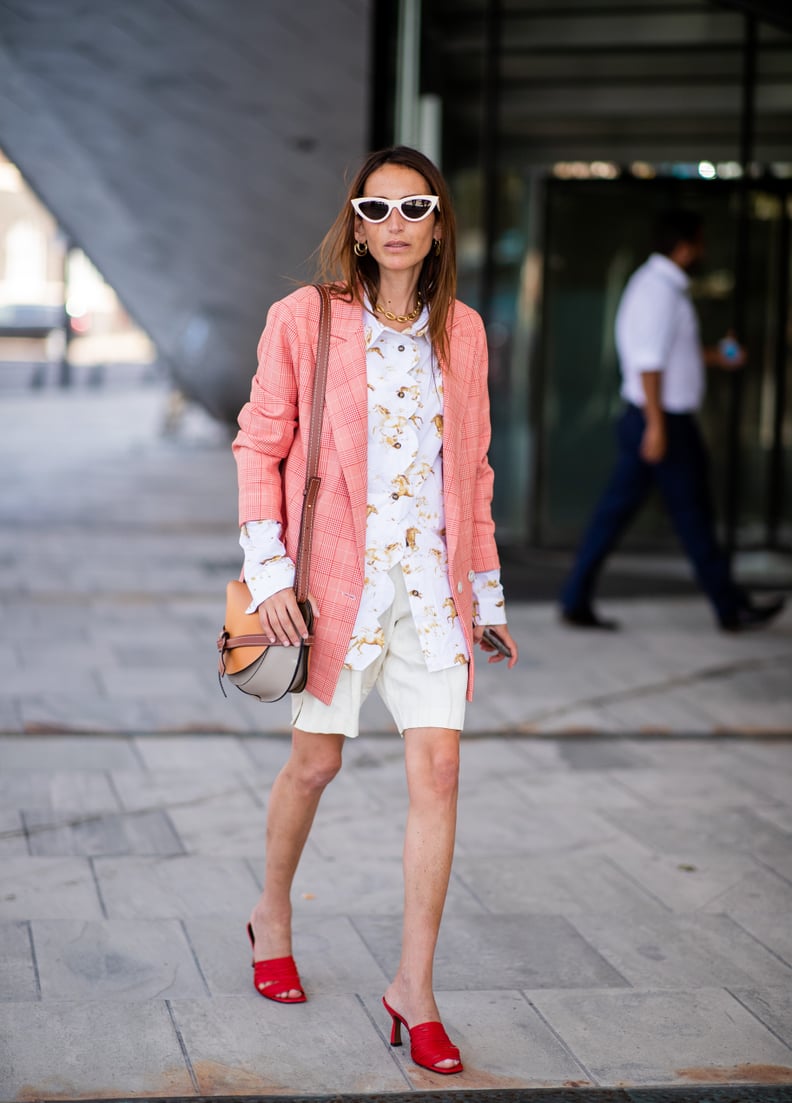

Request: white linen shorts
left=291, top=565, right=468, bottom=739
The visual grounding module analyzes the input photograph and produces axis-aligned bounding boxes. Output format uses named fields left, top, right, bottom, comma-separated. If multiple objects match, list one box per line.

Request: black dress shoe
left=560, top=607, right=620, bottom=631
left=720, top=595, right=786, bottom=632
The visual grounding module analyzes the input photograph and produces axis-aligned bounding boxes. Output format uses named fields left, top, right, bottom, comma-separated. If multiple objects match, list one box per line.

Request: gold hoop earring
left=354, top=241, right=368, bottom=257
left=433, top=239, right=442, bottom=256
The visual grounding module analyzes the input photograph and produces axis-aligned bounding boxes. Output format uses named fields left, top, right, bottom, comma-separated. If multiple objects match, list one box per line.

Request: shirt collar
left=363, top=295, right=430, bottom=347
left=647, top=252, right=690, bottom=292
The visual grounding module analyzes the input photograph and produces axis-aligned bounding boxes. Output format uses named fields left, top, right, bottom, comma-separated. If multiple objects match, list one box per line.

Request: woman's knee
left=288, top=733, right=343, bottom=792
left=430, top=748, right=460, bottom=796
left=407, top=734, right=460, bottom=799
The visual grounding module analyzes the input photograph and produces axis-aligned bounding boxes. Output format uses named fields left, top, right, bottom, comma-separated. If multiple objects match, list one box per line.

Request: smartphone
left=482, top=627, right=512, bottom=658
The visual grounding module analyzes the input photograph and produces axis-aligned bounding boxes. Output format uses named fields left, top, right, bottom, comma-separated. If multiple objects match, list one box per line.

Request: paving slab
left=631, top=736, right=751, bottom=765
left=754, top=805, right=792, bottom=835
left=718, top=756, right=792, bottom=805
left=0, top=920, right=37, bottom=1001
left=139, top=694, right=259, bottom=734
left=568, top=912, right=792, bottom=989
left=601, top=805, right=792, bottom=863
left=506, top=768, right=644, bottom=811
left=32, top=918, right=209, bottom=1001
left=0, top=809, right=28, bottom=857
left=0, top=999, right=194, bottom=1100
left=701, top=867, right=792, bottom=964
left=0, top=735, right=141, bottom=771
left=607, top=767, right=760, bottom=809
left=131, top=733, right=254, bottom=773
left=308, top=802, right=409, bottom=862
left=24, top=807, right=184, bottom=857
left=98, top=665, right=207, bottom=698
left=0, top=770, right=122, bottom=818
left=599, top=690, right=720, bottom=733
left=454, top=793, right=621, bottom=857
left=239, top=734, right=294, bottom=773
left=732, top=988, right=792, bottom=1049
left=0, top=697, right=22, bottom=734
left=536, top=737, right=655, bottom=771
left=110, top=766, right=254, bottom=814
left=94, top=855, right=259, bottom=919
left=454, top=851, right=663, bottom=916
left=757, top=866, right=792, bottom=917
left=17, top=693, right=154, bottom=735
left=0, top=856, right=103, bottom=920
left=166, top=788, right=266, bottom=856
left=455, top=734, right=542, bottom=782
left=607, top=847, right=771, bottom=913
left=170, top=993, right=408, bottom=1095
left=528, top=987, right=792, bottom=1086
left=352, top=913, right=629, bottom=990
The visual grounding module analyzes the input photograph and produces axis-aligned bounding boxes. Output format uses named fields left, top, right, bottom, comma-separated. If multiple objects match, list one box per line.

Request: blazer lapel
left=323, top=298, right=368, bottom=556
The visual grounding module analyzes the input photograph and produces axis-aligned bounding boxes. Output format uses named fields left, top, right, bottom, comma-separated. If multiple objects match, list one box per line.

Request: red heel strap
left=252, top=954, right=306, bottom=1003
left=409, top=1021, right=462, bottom=1074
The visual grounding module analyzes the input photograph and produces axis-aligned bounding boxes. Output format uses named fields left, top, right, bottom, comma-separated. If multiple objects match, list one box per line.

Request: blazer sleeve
left=232, top=299, right=300, bottom=526
left=470, top=316, right=500, bottom=573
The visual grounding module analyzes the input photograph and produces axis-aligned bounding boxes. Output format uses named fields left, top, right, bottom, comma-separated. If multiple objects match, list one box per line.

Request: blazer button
left=468, top=570, right=475, bottom=581
left=457, top=581, right=463, bottom=593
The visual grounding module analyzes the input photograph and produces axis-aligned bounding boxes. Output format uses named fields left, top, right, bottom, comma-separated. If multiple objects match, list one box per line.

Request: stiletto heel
left=385, top=1003, right=403, bottom=1046
left=382, top=997, right=462, bottom=1075
left=246, top=923, right=306, bottom=1004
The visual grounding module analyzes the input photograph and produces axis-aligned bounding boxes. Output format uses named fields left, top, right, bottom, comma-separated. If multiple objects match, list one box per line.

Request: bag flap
left=223, top=579, right=268, bottom=674
left=225, top=579, right=262, bottom=636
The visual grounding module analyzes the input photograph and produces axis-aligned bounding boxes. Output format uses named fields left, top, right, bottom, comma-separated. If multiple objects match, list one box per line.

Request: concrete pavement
left=0, top=382, right=791, bottom=1099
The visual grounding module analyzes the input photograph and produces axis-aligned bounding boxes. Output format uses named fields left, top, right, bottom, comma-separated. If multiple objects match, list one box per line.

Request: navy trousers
left=560, top=404, right=741, bottom=624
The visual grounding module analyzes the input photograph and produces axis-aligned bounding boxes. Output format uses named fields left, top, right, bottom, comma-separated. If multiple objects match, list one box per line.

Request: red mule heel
left=382, top=997, right=463, bottom=1075
left=246, top=923, right=306, bottom=1004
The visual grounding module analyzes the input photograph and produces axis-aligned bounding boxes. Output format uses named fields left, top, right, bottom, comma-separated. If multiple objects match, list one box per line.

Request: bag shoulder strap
left=293, top=284, right=331, bottom=603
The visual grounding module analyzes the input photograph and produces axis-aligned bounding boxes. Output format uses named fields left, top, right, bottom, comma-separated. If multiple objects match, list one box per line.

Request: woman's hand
left=257, top=589, right=318, bottom=646
left=474, top=624, right=519, bottom=668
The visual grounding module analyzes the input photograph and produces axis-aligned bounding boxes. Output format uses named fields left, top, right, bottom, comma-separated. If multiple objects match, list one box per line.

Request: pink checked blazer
left=233, top=284, right=501, bottom=705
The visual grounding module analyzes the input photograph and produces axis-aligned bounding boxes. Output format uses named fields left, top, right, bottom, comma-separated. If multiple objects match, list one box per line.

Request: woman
left=233, top=146, right=518, bottom=1075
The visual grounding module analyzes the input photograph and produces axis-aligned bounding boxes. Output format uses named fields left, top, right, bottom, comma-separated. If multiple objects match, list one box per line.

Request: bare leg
left=383, top=726, right=460, bottom=1068
left=248, top=727, right=344, bottom=998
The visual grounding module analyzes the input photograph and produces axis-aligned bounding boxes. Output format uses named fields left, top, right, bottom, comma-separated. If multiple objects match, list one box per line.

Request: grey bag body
left=222, top=599, right=315, bottom=702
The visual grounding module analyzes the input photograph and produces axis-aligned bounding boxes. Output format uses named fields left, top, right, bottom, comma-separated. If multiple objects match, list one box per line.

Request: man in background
left=559, top=208, right=785, bottom=632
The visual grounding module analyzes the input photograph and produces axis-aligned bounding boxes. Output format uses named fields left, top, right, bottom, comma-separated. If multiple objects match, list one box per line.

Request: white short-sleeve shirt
left=616, top=252, right=704, bottom=413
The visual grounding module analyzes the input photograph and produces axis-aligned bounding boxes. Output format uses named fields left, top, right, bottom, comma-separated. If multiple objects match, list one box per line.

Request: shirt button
left=468, top=570, right=475, bottom=581
left=397, top=390, right=405, bottom=398
left=391, top=492, right=399, bottom=500
left=410, top=589, right=420, bottom=597
left=457, top=581, right=463, bottom=593
left=398, top=345, right=405, bottom=352
left=394, top=442, right=401, bottom=448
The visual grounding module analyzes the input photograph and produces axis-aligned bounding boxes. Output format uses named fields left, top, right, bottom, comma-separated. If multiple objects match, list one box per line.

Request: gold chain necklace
left=375, top=296, right=422, bottom=324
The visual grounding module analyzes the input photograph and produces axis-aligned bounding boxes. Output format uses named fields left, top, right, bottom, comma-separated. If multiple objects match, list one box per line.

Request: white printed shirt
left=241, top=301, right=506, bottom=672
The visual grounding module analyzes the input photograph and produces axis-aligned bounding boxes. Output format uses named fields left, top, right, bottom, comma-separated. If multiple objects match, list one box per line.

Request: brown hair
left=316, top=146, right=457, bottom=368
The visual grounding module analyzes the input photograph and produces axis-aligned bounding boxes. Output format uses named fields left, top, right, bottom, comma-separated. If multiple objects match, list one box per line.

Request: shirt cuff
left=239, top=520, right=296, bottom=613
left=472, top=569, right=507, bottom=625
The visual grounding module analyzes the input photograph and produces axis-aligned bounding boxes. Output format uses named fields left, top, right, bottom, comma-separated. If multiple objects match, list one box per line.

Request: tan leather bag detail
left=223, top=580, right=269, bottom=675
